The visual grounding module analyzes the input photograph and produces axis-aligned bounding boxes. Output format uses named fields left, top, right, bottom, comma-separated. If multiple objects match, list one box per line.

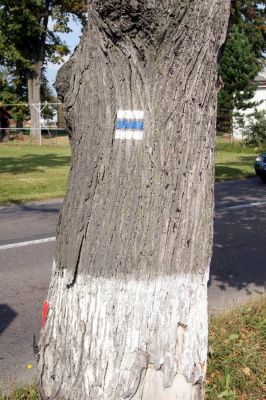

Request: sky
left=46, top=17, right=82, bottom=90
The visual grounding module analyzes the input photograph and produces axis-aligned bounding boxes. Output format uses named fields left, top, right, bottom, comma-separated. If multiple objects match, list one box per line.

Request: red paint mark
left=42, top=301, right=49, bottom=329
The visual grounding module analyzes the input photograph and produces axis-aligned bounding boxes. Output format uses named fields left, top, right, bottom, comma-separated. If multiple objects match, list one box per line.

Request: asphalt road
left=0, top=179, right=265, bottom=388
left=210, top=179, right=266, bottom=310
left=0, top=201, right=60, bottom=389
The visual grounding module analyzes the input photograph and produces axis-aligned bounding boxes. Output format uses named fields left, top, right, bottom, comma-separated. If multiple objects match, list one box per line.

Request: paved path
left=0, top=179, right=265, bottom=388
left=209, top=179, right=266, bottom=311
left=0, top=200, right=60, bottom=389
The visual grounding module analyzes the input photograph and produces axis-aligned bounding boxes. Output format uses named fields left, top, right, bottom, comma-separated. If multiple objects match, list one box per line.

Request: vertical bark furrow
left=39, top=1, right=231, bottom=399
left=40, top=268, right=210, bottom=398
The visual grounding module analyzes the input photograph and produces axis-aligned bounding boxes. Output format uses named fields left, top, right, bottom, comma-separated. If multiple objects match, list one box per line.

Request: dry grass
left=0, top=385, right=39, bottom=400
left=1, top=297, right=265, bottom=399
left=206, top=295, right=266, bottom=399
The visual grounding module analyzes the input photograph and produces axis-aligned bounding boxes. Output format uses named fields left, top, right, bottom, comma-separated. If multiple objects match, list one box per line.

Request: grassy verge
left=0, top=140, right=266, bottom=204
left=1, top=297, right=265, bottom=399
left=206, top=295, right=266, bottom=399
left=0, top=385, right=39, bottom=400
left=215, top=139, right=265, bottom=182
left=216, top=150, right=256, bottom=182
left=0, top=143, right=71, bottom=204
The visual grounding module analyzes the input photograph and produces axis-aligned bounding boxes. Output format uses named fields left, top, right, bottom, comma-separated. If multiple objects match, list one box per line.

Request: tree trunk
left=27, top=62, right=42, bottom=141
left=38, top=1, right=231, bottom=399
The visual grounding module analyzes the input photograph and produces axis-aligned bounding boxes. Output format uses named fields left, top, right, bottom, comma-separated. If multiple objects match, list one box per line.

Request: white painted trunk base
left=39, top=262, right=208, bottom=399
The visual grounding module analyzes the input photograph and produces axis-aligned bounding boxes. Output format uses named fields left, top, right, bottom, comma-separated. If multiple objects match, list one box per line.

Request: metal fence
left=0, top=102, right=68, bottom=146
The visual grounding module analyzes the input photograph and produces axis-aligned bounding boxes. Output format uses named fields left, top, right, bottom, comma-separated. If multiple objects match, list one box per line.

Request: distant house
left=0, top=107, right=12, bottom=141
left=233, top=71, right=266, bottom=140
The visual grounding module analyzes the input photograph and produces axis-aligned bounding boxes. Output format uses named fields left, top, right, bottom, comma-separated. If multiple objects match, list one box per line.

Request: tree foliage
left=0, top=67, right=29, bottom=125
left=218, top=26, right=259, bottom=132
left=230, top=0, right=266, bottom=64
left=0, top=0, right=86, bottom=121
left=40, top=71, right=57, bottom=119
left=243, top=109, right=266, bottom=145
left=0, top=0, right=86, bottom=76
left=0, top=66, right=57, bottom=123
left=218, top=0, right=266, bottom=133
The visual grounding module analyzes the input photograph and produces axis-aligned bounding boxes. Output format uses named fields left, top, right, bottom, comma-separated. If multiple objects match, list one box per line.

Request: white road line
left=0, top=200, right=265, bottom=251
left=225, top=201, right=266, bottom=210
left=0, top=237, right=56, bottom=251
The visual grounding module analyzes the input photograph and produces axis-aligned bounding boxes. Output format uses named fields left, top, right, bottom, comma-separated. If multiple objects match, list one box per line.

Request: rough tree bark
left=27, top=62, right=42, bottom=140
left=38, top=1, right=231, bottom=399
left=27, top=9, right=48, bottom=141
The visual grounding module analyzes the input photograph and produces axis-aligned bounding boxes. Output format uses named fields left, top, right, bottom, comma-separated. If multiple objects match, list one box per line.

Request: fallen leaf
left=229, top=333, right=239, bottom=340
left=242, top=367, right=251, bottom=376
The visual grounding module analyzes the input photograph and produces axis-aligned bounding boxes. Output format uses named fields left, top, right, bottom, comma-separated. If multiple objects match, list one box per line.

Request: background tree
left=218, top=26, right=259, bottom=133
left=0, top=67, right=29, bottom=128
left=40, top=72, right=57, bottom=121
left=38, top=1, right=231, bottom=399
left=231, top=0, right=266, bottom=63
left=0, top=67, right=56, bottom=130
left=243, top=109, right=266, bottom=145
left=0, top=0, right=86, bottom=136
left=217, top=0, right=266, bottom=133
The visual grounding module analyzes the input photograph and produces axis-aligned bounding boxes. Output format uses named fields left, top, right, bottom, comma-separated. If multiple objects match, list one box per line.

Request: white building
left=233, top=70, right=266, bottom=140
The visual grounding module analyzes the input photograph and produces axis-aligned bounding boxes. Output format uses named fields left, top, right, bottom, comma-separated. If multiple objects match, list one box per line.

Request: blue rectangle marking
left=116, top=119, right=144, bottom=131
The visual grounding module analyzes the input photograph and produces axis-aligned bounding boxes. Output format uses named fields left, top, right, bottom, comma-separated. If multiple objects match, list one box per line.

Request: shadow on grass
left=215, top=165, right=254, bottom=181
left=216, top=155, right=256, bottom=181
left=0, top=199, right=63, bottom=210
left=0, top=154, right=71, bottom=175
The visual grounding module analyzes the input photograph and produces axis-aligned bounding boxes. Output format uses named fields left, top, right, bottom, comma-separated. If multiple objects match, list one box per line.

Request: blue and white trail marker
left=115, top=110, right=145, bottom=141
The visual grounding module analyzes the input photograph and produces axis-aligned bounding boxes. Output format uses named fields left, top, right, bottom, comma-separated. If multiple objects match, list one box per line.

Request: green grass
left=206, top=296, right=266, bottom=400
left=0, top=140, right=266, bottom=204
left=215, top=139, right=266, bottom=182
left=0, top=385, right=39, bottom=400
left=1, top=297, right=265, bottom=399
left=215, top=150, right=256, bottom=181
left=0, top=143, right=71, bottom=204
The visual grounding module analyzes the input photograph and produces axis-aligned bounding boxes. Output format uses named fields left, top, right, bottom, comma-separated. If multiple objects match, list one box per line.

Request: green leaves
left=243, top=109, right=266, bottom=146
left=219, top=25, right=259, bottom=106
left=216, top=373, right=236, bottom=398
left=218, top=1, right=266, bottom=133
left=0, top=0, right=69, bottom=69
left=228, top=333, right=239, bottom=341
left=0, top=0, right=86, bottom=113
left=231, top=0, right=266, bottom=62
left=0, top=0, right=86, bottom=82
left=0, top=67, right=29, bottom=122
